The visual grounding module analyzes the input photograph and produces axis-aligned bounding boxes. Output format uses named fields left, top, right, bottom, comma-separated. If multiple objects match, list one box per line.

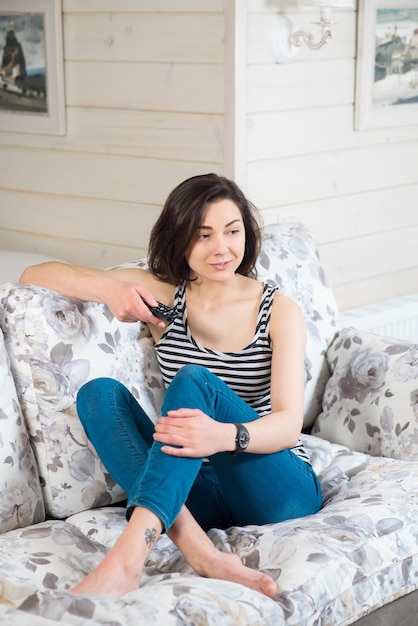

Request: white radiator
left=341, top=293, right=418, bottom=343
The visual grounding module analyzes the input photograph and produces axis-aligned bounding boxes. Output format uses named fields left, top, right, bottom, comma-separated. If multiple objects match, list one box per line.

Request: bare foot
left=168, top=506, right=277, bottom=598
left=195, top=550, right=277, bottom=598
left=70, top=505, right=277, bottom=599
left=71, top=506, right=162, bottom=598
left=70, top=550, right=141, bottom=598
left=71, top=548, right=277, bottom=599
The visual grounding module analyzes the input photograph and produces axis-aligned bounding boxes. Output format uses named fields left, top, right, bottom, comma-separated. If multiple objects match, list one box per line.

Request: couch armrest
left=0, top=282, right=165, bottom=519
left=0, top=324, right=44, bottom=532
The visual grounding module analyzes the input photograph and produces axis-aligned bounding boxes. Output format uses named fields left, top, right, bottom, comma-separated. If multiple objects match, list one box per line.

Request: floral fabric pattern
left=255, top=224, right=340, bottom=428
left=1, top=223, right=418, bottom=624
left=0, top=435, right=417, bottom=625
left=313, top=327, right=418, bottom=460
left=0, top=279, right=165, bottom=519
left=0, top=329, right=44, bottom=533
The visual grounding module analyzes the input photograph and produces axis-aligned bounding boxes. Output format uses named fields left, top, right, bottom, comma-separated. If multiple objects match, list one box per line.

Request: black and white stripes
left=155, top=282, right=310, bottom=464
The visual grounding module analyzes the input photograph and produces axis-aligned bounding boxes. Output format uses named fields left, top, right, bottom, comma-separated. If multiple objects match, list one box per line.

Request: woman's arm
left=243, top=294, right=306, bottom=454
left=20, top=261, right=173, bottom=326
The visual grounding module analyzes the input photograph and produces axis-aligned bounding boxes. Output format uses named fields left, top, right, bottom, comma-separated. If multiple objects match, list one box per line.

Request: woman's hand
left=153, top=409, right=236, bottom=457
left=102, top=280, right=166, bottom=327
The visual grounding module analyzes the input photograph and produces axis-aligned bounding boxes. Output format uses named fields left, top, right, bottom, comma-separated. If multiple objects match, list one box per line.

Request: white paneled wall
left=0, top=0, right=418, bottom=310
left=245, top=1, right=418, bottom=310
left=0, top=1, right=225, bottom=266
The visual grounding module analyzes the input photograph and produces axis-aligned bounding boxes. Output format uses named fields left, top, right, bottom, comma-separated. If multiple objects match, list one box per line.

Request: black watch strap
left=232, top=423, right=250, bottom=454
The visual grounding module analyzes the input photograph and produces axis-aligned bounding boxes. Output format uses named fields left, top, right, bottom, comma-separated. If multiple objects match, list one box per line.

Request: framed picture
left=355, top=0, right=418, bottom=130
left=0, top=0, right=65, bottom=135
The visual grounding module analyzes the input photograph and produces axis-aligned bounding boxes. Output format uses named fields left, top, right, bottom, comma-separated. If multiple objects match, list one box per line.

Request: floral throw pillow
left=312, top=327, right=418, bottom=460
left=0, top=328, right=44, bottom=532
left=0, top=277, right=165, bottom=519
left=256, top=223, right=340, bottom=428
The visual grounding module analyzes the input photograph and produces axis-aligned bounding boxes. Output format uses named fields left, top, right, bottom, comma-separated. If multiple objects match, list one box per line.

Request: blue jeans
left=76, top=364, right=322, bottom=532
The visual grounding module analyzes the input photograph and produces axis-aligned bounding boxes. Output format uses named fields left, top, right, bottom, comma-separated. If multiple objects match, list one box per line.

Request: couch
left=0, top=222, right=417, bottom=626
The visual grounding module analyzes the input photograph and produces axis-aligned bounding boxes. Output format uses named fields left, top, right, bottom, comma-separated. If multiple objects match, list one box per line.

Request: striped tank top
left=154, top=281, right=310, bottom=464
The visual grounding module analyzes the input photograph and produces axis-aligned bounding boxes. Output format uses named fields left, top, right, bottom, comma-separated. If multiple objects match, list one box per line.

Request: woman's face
left=185, top=198, right=246, bottom=282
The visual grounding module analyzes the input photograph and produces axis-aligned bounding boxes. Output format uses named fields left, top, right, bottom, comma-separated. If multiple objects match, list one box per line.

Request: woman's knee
left=177, top=363, right=204, bottom=377
left=76, top=377, right=122, bottom=427
left=77, top=376, right=115, bottom=405
left=162, top=365, right=220, bottom=416
left=165, top=364, right=216, bottom=400
left=172, top=364, right=213, bottom=386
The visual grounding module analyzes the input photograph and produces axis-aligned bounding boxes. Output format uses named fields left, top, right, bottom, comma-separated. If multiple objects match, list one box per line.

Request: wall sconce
left=270, top=1, right=355, bottom=63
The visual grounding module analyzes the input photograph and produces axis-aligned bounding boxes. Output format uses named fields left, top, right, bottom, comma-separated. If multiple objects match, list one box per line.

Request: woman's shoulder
left=271, top=290, right=302, bottom=312
left=270, top=290, right=304, bottom=322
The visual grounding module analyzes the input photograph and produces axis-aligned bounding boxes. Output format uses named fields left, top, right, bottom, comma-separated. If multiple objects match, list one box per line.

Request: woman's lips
left=211, top=261, right=231, bottom=270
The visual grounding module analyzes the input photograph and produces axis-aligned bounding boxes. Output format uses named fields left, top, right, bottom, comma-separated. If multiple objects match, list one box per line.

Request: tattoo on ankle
left=145, top=527, right=157, bottom=548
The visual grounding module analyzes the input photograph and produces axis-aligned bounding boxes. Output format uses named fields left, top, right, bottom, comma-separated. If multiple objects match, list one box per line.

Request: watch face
left=238, top=431, right=250, bottom=449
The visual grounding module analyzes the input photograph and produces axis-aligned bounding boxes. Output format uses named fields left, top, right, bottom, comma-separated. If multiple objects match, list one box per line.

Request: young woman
left=20, top=173, right=322, bottom=599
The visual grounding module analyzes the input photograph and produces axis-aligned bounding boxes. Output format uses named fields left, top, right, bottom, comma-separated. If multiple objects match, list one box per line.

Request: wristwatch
left=233, top=423, right=250, bottom=454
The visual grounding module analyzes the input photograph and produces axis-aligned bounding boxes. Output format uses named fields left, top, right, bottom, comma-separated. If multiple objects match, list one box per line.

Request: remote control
left=141, top=297, right=177, bottom=323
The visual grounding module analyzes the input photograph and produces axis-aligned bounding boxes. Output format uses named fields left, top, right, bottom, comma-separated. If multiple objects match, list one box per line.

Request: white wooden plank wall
left=0, top=0, right=225, bottom=267
left=245, top=1, right=418, bottom=310
left=0, top=0, right=417, bottom=311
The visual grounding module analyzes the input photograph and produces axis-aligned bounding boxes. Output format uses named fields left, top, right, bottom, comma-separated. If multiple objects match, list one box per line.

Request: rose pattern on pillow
left=256, top=223, right=340, bottom=428
left=313, top=327, right=418, bottom=460
left=0, top=279, right=165, bottom=519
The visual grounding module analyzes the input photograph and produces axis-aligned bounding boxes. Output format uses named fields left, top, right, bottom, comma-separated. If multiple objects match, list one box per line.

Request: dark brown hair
left=148, top=173, right=263, bottom=284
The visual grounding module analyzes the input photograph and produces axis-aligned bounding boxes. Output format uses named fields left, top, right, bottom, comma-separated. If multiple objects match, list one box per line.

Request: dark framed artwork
left=355, top=0, right=418, bottom=129
left=0, top=0, right=65, bottom=135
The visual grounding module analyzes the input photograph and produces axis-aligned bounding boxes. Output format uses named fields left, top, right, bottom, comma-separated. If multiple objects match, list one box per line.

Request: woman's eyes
left=197, top=229, right=240, bottom=240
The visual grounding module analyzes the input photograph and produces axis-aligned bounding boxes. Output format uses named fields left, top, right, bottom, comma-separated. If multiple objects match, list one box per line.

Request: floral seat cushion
left=0, top=435, right=417, bottom=625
